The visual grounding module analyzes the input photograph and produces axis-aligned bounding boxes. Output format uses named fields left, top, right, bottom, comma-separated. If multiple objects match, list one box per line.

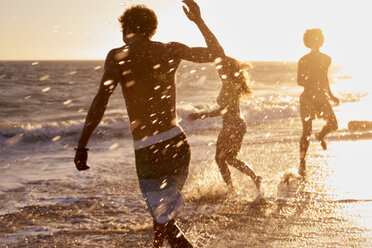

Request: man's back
left=298, top=51, right=331, bottom=97
left=110, top=39, right=187, bottom=140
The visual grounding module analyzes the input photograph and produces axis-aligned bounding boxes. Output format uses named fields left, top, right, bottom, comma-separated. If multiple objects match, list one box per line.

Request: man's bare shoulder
left=298, top=55, right=307, bottom=66
left=102, top=46, right=126, bottom=79
left=106, top=46, right=127, bottom=62
left=149, top=41, right=189, bottom=51
left=320, top=52, right=332, bottom=63
left=299, top=52, right=312, bottom=61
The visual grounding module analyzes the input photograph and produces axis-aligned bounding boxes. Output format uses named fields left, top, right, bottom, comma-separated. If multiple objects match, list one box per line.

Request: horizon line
left=0, top=59, right=298, bottom=63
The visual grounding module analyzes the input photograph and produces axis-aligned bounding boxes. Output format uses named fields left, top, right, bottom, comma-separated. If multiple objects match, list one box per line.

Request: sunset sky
left=1, top=0, right=371, bottom=71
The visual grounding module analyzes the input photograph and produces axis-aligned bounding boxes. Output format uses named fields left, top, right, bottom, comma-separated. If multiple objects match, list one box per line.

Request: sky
left=1, top=0, right=371, bottom=70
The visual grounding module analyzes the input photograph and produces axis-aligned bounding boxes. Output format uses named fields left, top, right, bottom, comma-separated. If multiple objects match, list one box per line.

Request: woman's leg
left=223, top=125, right=261, bottom=190
left=215, top=150, right=234, bottom=191
left=226, top=157, right=261, bottom=190
left=215, top=131, right=234, bottom=191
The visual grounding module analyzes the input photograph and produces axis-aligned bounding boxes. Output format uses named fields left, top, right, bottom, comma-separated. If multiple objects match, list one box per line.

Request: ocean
left=0, top=60, right=371, bottom=247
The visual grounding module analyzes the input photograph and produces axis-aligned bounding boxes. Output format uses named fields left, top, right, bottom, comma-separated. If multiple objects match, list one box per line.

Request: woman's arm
left=187, top=106, right=226, bottom=121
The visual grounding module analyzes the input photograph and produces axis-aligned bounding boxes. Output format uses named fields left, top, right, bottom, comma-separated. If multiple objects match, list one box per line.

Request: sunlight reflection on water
left=327, top=140, right=372, bottom=201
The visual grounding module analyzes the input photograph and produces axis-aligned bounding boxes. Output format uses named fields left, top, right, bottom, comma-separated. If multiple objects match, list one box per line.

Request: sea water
left=0, top=60, right=371, bottom=247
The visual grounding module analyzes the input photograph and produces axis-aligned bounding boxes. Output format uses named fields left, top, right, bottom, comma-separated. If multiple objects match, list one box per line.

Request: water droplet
left=126, top=80, right=135, bottom=87
left=52, top=136, right=61, bottom=142
left=160, top=181, right=168, bottom=189
left=39, top=75, right=50, bottom=81
left=104, top=80, right=113, bottom=86
left=153, top=64, right=161, bottom=69
left=63, top=99, right=72, bottom=105
left=42, top=87, right=51, bottom=92
left=4, top=133, right=24, bottom=147
left=109, top=143, right=119, bottom=150
left=214, top=57, right=222, bottom=63
left=122, top=70, right=131, bottom=76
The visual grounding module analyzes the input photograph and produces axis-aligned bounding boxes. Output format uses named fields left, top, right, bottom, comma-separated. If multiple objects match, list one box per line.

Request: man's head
left=303, top=28, right=324, bottom=49
left=119, top=5, right=158, bottom=40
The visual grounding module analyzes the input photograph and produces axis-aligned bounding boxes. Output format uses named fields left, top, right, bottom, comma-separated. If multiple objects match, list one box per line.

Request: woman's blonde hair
left=216, top=56, right=252, bottom=95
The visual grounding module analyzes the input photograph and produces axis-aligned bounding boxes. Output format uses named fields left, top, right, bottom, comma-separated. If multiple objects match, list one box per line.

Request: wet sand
left=1, top=137, right=371, bottom=247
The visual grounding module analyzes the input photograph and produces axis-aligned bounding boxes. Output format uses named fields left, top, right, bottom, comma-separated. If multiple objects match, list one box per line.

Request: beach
left=0, top=60, right=371, bottom=247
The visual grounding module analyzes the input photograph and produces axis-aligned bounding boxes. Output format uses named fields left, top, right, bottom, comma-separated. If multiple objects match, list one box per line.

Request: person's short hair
left=303, top=28, right=324, bottom=49
left=119, top=5, right=158, bottom=38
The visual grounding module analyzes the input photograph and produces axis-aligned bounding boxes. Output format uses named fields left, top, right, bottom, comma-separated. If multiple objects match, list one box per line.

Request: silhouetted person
left=73, top=1, right=224, bottom=247
left=187, top=56, right=261, bottom=194
left=297, top=28, right=339, bottom=177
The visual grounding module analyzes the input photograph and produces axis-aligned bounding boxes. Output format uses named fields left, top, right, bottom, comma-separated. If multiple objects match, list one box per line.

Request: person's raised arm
left=323, top=57, right=339, bottom=104
left=74, top=51, right=120, bottom=171
left=297, top=58, right=306, bottom=87
left=325, top=79, right=339, bottom=105
left=179, top=0, right=225, bottom=62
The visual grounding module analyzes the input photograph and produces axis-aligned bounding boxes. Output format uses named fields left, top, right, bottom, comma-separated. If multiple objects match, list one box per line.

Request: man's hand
left=186, top=113, right=199, bottom=121
left=74, top=150, right=90, bottom=171
left=182, top=0, right=202, bottom=23
left=331, top=95, right=340, bottom=105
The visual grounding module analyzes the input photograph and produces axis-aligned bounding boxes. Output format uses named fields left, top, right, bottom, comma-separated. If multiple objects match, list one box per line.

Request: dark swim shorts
left=134, top=130, right=190, bottom=224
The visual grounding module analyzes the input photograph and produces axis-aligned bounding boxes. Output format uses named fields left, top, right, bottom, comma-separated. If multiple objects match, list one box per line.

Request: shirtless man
left=297, top=28, right=339, bottom=177
left=74, top=0, right=224, bottom=247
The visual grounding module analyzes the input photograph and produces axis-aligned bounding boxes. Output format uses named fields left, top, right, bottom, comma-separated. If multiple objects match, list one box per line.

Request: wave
left=2, top=93, right=369, bottom=147
left=0, top=117, right=132, bottom=147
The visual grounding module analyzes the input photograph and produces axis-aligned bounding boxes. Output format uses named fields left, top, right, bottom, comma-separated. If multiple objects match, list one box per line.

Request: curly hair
left=303, top=28, right=324, bottom=49
left=216, top=56, right=252, bottom=95
left=118, top=5, right=158, bottom=38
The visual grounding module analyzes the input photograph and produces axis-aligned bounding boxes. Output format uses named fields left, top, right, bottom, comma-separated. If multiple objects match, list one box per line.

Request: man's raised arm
left=180, top=0, right=225, bottom=62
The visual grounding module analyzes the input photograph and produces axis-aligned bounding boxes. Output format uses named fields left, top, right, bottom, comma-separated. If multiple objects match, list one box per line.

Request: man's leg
left=153, top=220, right=165, bottom=247
left=299, top=116, right=312, bottom=176
left=153, top=219, right=193, bottom=248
